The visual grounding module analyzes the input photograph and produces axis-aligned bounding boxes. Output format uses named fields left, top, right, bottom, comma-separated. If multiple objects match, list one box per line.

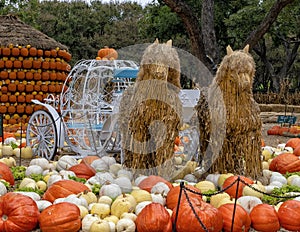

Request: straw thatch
left=0, top=14, right=68, bottom=50
left=118, top=39, right=182, bottom=180
left=195, top=45, right=262, bottom=179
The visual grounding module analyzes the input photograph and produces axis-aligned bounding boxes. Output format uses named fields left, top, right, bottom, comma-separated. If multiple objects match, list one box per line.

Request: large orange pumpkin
left=68, top=161, right=96, bottom=180
left=138, top=175, right=173, bottom=193
left=136, top=202, right=172, bottom=232
left=278, top=200, right=300, bottom=231
left=249, top=203, right=280, bottom=232
left=269, top=153, right=300, bottom=174
left=218, top=203, right=251, bottom=232
left=39, top=202, right=81, bottom=232
left=285, top=138, right=300, bottom=149
left=43, top=179, right=90, bottom=203
left=0, top=192, right=40, bottom=232
left=294, top=144, right=300, bottom=156
left=172, top=197, right=223, bottom=232
left=222, top=175, right=253, bottom=198
left=97, top=46, right=118, bottom=60
left=0, top=162, right=15, bottom=185
left=80, top=155, right=100, bottom=165
left=166, top=184, right=202, bottom=210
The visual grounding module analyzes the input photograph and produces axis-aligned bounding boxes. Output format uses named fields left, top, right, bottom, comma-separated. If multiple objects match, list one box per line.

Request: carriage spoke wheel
left=26, top=110, right=58, bottom=160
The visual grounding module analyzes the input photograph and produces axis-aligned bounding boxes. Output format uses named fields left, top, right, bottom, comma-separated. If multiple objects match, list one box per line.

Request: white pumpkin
left=0, top=181, right=7, bottom=195
left=151, top=193, right=166, bottom=206
left=291, top=177, right=300, bottom=187
left=0, top=157, right=16, bottom=167
left=29, top=158, right=50, bottom=170
left=130, top=189, right=152, bottom=204
left=135, top=201, right=152, bottom=215
left=210, top=192, right=230, bottom=208
left=25, top=165, right=43, bottom=176
left=98, top=195, right=113, bottom=206
left=237, top=196, right=262, bottom=213
left=79, top=191, right=98, bottom=204
left=81, top=214, right=101, bottom=232
left=95, top=172, right=114, bottom=185
left=77, top=205, right=89, bottom=219
left=19, top=177, right=37, bottom=189
left=116, top=218, right=136, bottom=232
left=151, top=182, right=170, bottom=196
left=270, top=174, right=287, bottom=185
left=14, top=191, right=41, bottom=201
left=59, top=170, right=76, bottom=179
left=36, top=180, right=47, bottom=191
left=56, top=155, right=78, bottom=171
left=91, top=203, right=111, bottom=219
left=134, top=175, right=148, bottom=186
left=103, top=215, right=119, bottom=224
left=2, top=145, right=14, bottom=156
left=117, top=169, right=133, bottom=181
left=99, top=183, right=122, bottom=199
left=205, top=174, right=220, bottom=187
left=91, top=159, right=109, bottom=172
left=287, top=175, right=300, bottom=185
left=109, top=163, right=123, bottom=177
left=120, top=212, right=137, bottom=222
left=114, top=176, right=132, bottom=193
left=47, top=174, right=63, bottom=187
left=101, top=156, right=116, bottom=167
left=35, top=200, right=52, bottom=212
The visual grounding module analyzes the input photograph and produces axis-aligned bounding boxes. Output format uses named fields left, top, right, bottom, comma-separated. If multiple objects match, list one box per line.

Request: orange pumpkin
left=218, top=203, right=251, bottom=232
left=0, top=162, right=15, bottom=185
left=269, top=153, right=300, bottom=174
left=285, top=138, right=300, bottom=149
left=68, top=162, right=96, bottom=180
left=11, top=47, right=20, bottom=56
left=39, top=202, right=81, bottom=232
left=250, top=203, right=280, bottom=232
left=13, top=60, right=22, bottom=69
left=172, top=197, right=223, bottom=232
left=166, top=184, right=202, bottom=210
left=80, top=155, right=100, bottom=165
left=0, top=71, right=8, bottom=79
left=136, top=203, right=172, bottom=232
left=0, top=60, right=4, bottom=69
left=278, top=200, right=300, bottom=231
left=29, top=47, right=38, bottom=56
left=43, top=180, right=90, bottom=203
left=294, top=144, right=300, bottom=156
left=8, top=71, right=17, bottom=80
left=97, top=46, right=118, bottom=60
left=2, top=47, right=11, bottom=56
left=222, top=175, right=253, bottom=198
left=20, top=47, right=29, bottom=57
left=0, top=192, right=40, bottom=232
left=138, top=175, right=173, bottom=193
left=5, top=60, right=13, bottom=69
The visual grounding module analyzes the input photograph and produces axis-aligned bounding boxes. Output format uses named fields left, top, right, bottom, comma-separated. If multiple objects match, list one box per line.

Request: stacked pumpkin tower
left=0, top=15, right=71, bottom=132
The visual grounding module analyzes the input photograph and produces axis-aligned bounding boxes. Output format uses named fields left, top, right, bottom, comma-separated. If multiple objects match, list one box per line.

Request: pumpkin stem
left=2, top=214, right=8, bottom=221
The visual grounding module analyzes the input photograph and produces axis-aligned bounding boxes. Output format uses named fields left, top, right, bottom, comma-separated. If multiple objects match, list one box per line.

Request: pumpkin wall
left=0, top=44, right=71, bottom=131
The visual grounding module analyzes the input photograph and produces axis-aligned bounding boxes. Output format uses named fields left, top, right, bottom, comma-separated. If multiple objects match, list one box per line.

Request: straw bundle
left=196, top=45, right=262, bottom=179
left=118, top=39, right=182, bottom=180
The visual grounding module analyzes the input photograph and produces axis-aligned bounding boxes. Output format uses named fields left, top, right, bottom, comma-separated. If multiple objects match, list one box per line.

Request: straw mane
left=0, top=14, right=68, bottom=50
left=196, top=45, right=262, bottom=179
left=119, top=39, right=182, bottom=180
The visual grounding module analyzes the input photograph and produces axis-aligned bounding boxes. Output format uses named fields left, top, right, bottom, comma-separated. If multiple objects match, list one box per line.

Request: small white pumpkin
left=135, top=201, right=152, bottom=215
left=0, top=181, right=7, bottom=195
left=81, top=214, right=101, bottom=232
left=195, top=180, right=216, bottom=193
left=2, top=145, right=14, bottom=156
left=120, top=212, right=137, bottom=222
left=109, top=163, right=122, bottom=177
left=29, top=158, right=50, bottom=170
left=116, top=218, right=136, bottom=232
left=98, top=195, right=113, bottom=206
left=117, top=169, right=133, bottom=181
left=103, top=215, right=119, bottom=224
left=14, top=191, right=41, bottom=201
left=237, top=196, right=262, bottom=213
left=91, top=159, right=109, bottom=172
left=291, top=177, right=300, bottom=187
left=19, top=177, right=37, bottom=189
left=134, top=175, right=148, bottom=186
left=101, top=156, right=116, bottom=167
left=35, top=200, right=52, bottom=212
left=0, top=157, right=16, bottom=167
left=151, top=182, right=170, bottom=196
left=91, top=203, right=111, bottom=219
left=95, top=172, right=114, bottom=185
left=205, top=173, right=220, bottom=187
left=56, top=155, right=78, bottom=171
left=25, top=165, right=43, bottom=176
left=151, top=193, right=166, bottom=205
left=99, top=183, right=122, bottom=199
left=114, top=176, right=132, bottom=193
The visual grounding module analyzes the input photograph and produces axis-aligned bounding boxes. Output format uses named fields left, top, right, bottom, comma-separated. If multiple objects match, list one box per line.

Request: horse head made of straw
left=215, top=44, right=255, bottom=93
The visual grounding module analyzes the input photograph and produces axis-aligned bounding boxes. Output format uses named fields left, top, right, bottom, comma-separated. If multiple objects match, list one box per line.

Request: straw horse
left=119, top=39, right=182, bottom=180
left=195, top=45, right=262, bottom=179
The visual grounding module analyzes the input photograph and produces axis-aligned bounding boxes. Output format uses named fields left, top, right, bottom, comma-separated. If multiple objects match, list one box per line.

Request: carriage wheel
left=26, top=110, right=58, bottom=160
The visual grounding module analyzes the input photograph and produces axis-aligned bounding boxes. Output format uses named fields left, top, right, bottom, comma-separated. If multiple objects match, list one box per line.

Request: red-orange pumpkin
left=138, top=175, right=173, bottom=193
left=269, top=153, right=300, bottom=174
left=218, top=203, right=251, bottom=232
left=38, top=202, right=81, bottom=232
left=0, top=162, right=15, bottom=185
left=136, top=202, right=172, bottom=232
left=11, top=47, right=20, bottom=56
left=97, top=46, right=118, bottom=60
left=294, top=144, right=300, bottom=156
left=68, top=162, right=96, bottom=180
left=222, top=175, right=253, bottom=198
left=278, top=200, right=300, bottom=231
left=285, top=138, right=300, bottom=149
left=249, top=204, right=280, bottom=232
left=166, top=184, right=202, bottom=210
left=172, top=197, right=223, bottom=232
left=80, top=155, right=100, bottom=165
left=43, top=179, right=90, bottom=203
left=0, top=192, right=40, bottom=232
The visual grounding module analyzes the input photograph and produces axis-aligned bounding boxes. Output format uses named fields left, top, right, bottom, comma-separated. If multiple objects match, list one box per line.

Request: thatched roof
left=0, top=14, right=68, bottom=50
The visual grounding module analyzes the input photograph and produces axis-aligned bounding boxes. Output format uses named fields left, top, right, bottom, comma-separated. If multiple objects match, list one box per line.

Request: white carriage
left=26, top=59, right=200, bottom=160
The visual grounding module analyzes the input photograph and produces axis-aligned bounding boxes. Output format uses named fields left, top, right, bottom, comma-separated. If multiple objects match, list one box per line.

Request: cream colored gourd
left=98, top=195, right=113, bottom=206
left=116, top=218, right=136, bottom=232
left=90, top=219, right=111, bottom=232
left=217, top=173, right=234, bottom=187
left=77, top=205, right=89, bottom=219
left=210, top=192, right=230, bottom=208
left=111, top=197, right=135, bottom=218
left=115, top=193, right=137, bottom=209
left=81, top=214, right=101, bottom=232
left=287, top=175, right=300, bottom=185
left=130, top=189, right=152, bottom=203
left=36, top=180, right=47, bottom=191
left=174, top=156, right=183, bottom=165
left=242, top=183, right=265, bottom=199
left=91, top=203, right=111, bottom=219
left=19, top=177, right=37, bottom=189
left=216, top=198, right=237, bottom=208
left=0, top=157, right=16, bottom=167
left=195, top=180, right=216, bottom=193
left=20, top=146, right=33, bottom=159
left=103, top=215, right=119, bottom=224
left=262, top=149, right=273, bottom=161
left=79, top=190, right=98, bottom=204
left=262, top=161, right=269, bottom=170
left=2, top=145, right=14, bottom=156
left=120, top=212, right=137, bottom=222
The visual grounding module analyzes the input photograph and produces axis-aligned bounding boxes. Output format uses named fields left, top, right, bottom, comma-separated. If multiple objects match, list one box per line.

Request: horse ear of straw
left=243, top=44, right=250, bottom=53
left=166, top=39, right=172, bottom=47
left=226, top=45, right=233, bottom=55
left=154, top=38, right=159, bottom=44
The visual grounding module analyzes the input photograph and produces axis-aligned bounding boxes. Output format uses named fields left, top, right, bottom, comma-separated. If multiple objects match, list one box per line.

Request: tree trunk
left=244, top=0, right=296, bottom=50
left=162, top=0, right=213, bottom=71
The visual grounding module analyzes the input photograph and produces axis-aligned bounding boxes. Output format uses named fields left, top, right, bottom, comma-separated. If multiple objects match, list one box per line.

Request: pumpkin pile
left=0, top=44, right=71, bottom=131
left=1, top=136, right=300, bottom=231
left=95, top=46, right=118, bottom=60
left=267, top=125, right=300, bottom=136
